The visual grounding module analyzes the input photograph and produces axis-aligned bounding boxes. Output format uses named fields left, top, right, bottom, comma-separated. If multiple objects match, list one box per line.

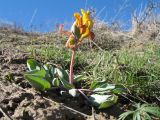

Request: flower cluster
left=66, top=9, right=95, bottom=50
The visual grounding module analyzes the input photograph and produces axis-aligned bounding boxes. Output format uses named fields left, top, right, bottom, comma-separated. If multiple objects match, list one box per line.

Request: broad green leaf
left=26, top=69, right=52, bottom=82
left=43, top=64, right=49, bottom=70
left=60, top=78, right=75, bottom=89
left=89, top=94, right=118, bottom=109
left=90, top=81, right=115, bottom=90
left=52, top=78, right=60, bottom=87
left=44, top=64, right=56, bottom=82
left=74, top=75, right=88, bottom=82
left=26, top=69, right=46, bottom=77
left=27, top=59, right=41, bottom=71
left=90, top=81, right=104, bottom=89
left=111, top=85, right=126, bottom=94
left=24, top=74, right=51, bottom=91
left=91, top=81, right=126, bottom=94
left=99, top=95, right=118, bottom=109
left=50, top=66, right=56, bottom=77
left=55, top=68, right=74, bottom=89
left=93, top=84, right=115, bottom=92
left=56, top=68, right=69, bottom=81
left=44, top=64, right=56, bottom=77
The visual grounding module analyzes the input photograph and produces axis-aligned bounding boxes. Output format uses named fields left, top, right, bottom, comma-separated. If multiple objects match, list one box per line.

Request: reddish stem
left=69, top=50, right=75, bottom=84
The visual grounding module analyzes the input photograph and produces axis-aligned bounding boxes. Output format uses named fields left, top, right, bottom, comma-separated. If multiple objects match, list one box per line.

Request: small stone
left=1, top=64, right=9, bottom=70
left=10, top=65, right=18, bottom=70
left=20, top=99, right=31, bottom=107
left=1, top=99, right=9, bottom=104
left=0, top=50, right=2, bottom=55
left=8, top=101, right=18, bottom=108
left=14, top=77, right=23, bottom=84
left=12, top=97, right=22, bottom=103
left=0, top=111, right=3, bottom=118
left=18, top=82, right=32, bottom=89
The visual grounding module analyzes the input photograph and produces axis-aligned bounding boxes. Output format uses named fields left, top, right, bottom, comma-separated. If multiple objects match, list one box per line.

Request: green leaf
left=52, top=78, right=60, bottom=87
left=89, top=94, right=118, bottom=109
left=144, top=113, right=152, bottom=120
left=91, top=81, right=126, bottom=94
left=55, top=68, right=74, bottom=89
left=24, top=74, right=51, bottom=91
left=44, top=64, right=56, bottom=77
left=44, top=64, right=56, bottom=82
left=56, top=68, right=69, bottom=81
left=90, top=81, right=115, bottom=90
left=25, top=69, right=51, bottom=90
left=74, top=75, right=88, bottom=82
left=50, top=66, right=56, bottom=76
left=133, top=111, right=141, bottom=120
left=93, top=84, right=115, bottom=92
left=99, top=95, right=118, bottom=109
left=143, top=106, right=160, bottom=118
left=60, top=78, right=75, bottom=89
left=26, top=68, right=52, bottom=83
left=118, top=111, right=134, bottom=120
left=27, top=59, right=41, bottom=71
left=26, top=69, right=46, bottom=78
left=90, top=81, right=103, bottom=89
left=111, top=85, right=127, bottom=94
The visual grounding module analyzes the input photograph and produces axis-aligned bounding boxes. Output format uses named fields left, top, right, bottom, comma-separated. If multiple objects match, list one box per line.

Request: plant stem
left=78, top=89, right=90, bottom=102
left=69, top=50, right=75, bottom=84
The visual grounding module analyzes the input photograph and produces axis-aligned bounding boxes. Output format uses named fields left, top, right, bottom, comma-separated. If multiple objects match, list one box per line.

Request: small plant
left=24, top=9, right=126, bottom=109
left=25, top=59, right=74, bottom=90
left=65, top=9, right=95, bottom=84
left=25, top=59, right=126, bottom=109
left=5, top=72, right=14, bottom=82
left=118, top=103, right=160, bottom=120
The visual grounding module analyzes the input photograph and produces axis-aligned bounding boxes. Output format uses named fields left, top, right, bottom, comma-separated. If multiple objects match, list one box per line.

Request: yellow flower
left=81, top=9, right=93, bottom=29
left=66, top=9, right=95, bottom=50
left=74, top=13, right=82, bottom=27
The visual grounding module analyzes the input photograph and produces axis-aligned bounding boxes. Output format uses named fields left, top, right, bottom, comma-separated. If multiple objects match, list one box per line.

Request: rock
left=1, top=64, right=10, bottom=70
left=14, top=76, right=23, bottom=84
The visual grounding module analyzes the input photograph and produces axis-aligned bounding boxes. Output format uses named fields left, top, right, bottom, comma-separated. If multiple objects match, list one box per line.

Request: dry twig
left=0, top=107, right=12, bottom=120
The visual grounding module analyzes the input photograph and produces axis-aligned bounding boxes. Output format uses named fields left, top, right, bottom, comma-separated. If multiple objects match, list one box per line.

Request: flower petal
left=79, top=27, right=90, bottom=41
left=74, top=13, right=82, bottom=27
